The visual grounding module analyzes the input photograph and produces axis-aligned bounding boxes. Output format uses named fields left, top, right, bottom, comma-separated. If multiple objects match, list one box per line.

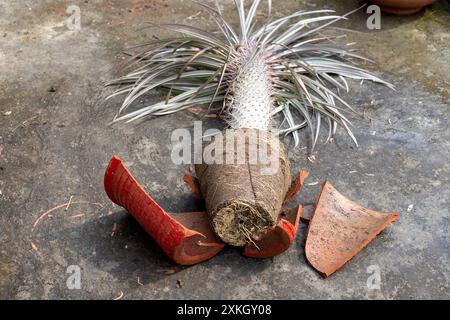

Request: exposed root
left=240, top=224, right=260, bottom=251
left=212, top=200, right=273, bottom=247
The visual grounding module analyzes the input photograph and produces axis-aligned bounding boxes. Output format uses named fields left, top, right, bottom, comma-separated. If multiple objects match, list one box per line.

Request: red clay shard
left=104, top=156, right=224, bottom=265
left=305, top=181, right=398, bottom=277
left=283, top=169, right=308, bottom=204
left=182, top=173, right=203, bottom=199
left=243, top=206, right=302, bottom=258
left=244, top=169, right=308, bottom=259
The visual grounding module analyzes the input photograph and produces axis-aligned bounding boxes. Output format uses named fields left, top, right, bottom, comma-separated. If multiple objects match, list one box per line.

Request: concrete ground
left=0, top=0, right=449, bottom=299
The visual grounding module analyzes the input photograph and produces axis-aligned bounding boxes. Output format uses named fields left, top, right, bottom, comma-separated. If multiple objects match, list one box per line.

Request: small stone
left=3, top=111, right=11, bottom=116
left=48, top=86, right=56, bottom=93
left=407, top=204, right=414, bottom=212
left=176, top=280, right=182, bottom=288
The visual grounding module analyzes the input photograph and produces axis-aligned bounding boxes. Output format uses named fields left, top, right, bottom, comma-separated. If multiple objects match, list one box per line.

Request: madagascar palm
left=106, top=1, right=393, bottom=246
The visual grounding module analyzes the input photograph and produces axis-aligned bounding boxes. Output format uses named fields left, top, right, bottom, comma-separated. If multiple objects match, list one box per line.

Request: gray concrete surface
left=0, top=0, right=449, bottom=299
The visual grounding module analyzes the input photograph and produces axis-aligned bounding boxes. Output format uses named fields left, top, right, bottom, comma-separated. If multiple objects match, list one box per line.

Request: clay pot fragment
left=243, top=205, right=302, bottom=258
left=104, top=156, right=224, bottom=265
left=305, top=181, right=398, bottom=277
left=370, top=0, right=437, bottom=15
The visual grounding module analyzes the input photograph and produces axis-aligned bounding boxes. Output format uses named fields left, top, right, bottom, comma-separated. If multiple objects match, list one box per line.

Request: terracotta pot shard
left=370, top=0, right=436, bottom=15
left=243, top=205, right=302, bottom=258
left=104, top=156, right=224, bottom=265
left=305, top=181, right=398, bottom=277
left=243, top=169, right=308, bottom=258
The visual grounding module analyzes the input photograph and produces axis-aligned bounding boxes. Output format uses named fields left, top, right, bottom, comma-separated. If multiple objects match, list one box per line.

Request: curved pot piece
left=370, top=0, right=436, bottom=15
left=243, top=206, right=302, bottom=258
left=243, top=169, right=308, bottom=258
left=182, top=173, right=203, bottom=199
left=104, top=156, right=224, bottom=265
left=283, top=170, right=309, bottom=205
left=305, top=181, right=398, bottom=277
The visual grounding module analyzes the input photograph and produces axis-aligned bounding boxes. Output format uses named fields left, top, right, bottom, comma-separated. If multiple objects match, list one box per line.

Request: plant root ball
left=195, top=129, right=291, bottom=246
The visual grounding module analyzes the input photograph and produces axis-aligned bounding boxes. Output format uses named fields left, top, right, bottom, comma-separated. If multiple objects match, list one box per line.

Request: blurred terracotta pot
left=370, top=0, right=436, bottom=15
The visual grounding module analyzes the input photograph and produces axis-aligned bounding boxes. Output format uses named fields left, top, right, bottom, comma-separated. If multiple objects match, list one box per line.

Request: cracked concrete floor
left=0, top=0, right=449, bottom=299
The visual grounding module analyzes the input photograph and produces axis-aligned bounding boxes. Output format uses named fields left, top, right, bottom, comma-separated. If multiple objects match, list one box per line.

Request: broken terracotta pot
left=104, top=156, right=397, bottom=274
left=243, top=205, right=301, bottom=258
left=104, top=156, right=307, bottom=265
left=104, top=156, right=225, bottom=265
left=243, top=170, right=308, bottom=258
left=283, top=170, right=309, bottom=205
left=184, top=169, right=309, bottom=258
left=370, top=0, right=436, bottom=15
left=305, top=181, right=398, bottom=277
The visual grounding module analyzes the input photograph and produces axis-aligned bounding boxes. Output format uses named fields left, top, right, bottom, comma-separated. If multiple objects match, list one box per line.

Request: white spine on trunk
left=225, top=48, right=273, bottom=131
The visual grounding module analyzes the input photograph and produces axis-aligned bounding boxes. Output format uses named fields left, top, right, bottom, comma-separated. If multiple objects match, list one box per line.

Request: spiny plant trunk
left=225, top=47, right=273, bottom=130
